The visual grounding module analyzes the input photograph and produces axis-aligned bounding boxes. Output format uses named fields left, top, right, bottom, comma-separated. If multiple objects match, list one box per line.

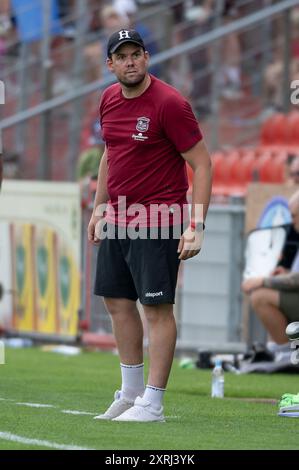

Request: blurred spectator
left=171, top=2, right=212, bottom=115
left=0, top=152, right=2, bottom=190
left=286, top=155, right=299, bottom=186
left=84, top=5, right=128, bottom=82
left=76, top=147, right=102, bottom=180
left=0, top=0, right=10, bottom=16
left=171, top=1, right=185, bottom=24
left=264, top=8, right=299, bottom=110
left=81, top=109, right=105, bottom=152
left=11, top=0, right=63, bottom=43
left=242, top=190, right=299, bottom=346
left=174, top=0, right=242, bottom=114
left=92, top=2, right=160, bottom=80
left=1, top=151, right=21, bottom=180
left=0, top=0, right=15, bottom=64
left=209, top=0, right=242, bottom=99
left=113, top=0, right=137, bottom=18
left=9, top=0, right=77, bottom=97
left=57, top=0, right=76, bottom=38
left=116, top=0, right=161, bottom=76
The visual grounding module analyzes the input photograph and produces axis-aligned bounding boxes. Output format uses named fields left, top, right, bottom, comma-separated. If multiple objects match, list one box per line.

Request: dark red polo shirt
left=99, top=75, right=202, bottom=226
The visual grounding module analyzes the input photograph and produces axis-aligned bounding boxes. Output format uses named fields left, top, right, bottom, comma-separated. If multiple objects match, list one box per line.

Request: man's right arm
left=88, top=146, right=108, bottom=244
left=92, top=146, right=108, bottom=215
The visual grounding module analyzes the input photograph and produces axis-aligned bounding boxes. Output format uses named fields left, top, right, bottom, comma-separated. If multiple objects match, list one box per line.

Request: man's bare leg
left=113, top=303, right=177, bottom=421
left=104, top=297, right=143, bottom=364
left=142, top=303, right=177, bottom=388
left=250, top=288, right=288, bottom=344
left=94, top=298, right=145, bottom=420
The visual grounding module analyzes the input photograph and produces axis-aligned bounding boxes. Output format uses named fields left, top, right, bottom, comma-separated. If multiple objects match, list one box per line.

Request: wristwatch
left=190, top=220, right=205, bottom=232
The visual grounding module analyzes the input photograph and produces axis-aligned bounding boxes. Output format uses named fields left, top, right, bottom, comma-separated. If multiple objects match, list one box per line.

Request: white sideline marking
left=16, top=402, right=55, bottom=408
left=0, top=432, right=94, bottom=450
left=0, top=397, right=96, bottom=416
left=61, top=410, right=95, bottom=416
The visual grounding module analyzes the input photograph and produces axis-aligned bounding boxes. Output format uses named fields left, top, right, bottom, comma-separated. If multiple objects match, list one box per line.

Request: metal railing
left=1, top=0, right=298, bottom=180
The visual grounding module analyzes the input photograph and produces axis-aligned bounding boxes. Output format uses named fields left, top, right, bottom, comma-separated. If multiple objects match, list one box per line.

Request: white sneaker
left=113, top=396, right=165, bottom=422
left=94, top=391, right=134, bottom=420
left=286, top=322, right=299, bottom=341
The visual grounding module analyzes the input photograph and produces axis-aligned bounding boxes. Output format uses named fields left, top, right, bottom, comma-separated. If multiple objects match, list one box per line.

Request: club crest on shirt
left=136, top=117, right=150, bottom=132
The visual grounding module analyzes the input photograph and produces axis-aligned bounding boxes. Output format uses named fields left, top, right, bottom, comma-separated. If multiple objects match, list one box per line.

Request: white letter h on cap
left=118, top=30, right=131, bottom=40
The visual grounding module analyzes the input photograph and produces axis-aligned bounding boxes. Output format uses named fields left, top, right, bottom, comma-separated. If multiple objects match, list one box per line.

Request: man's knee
left=250, top=288, right=269, bottom=310
left=143, top=304, right=174, bottom=323
left=250, top=288, right=279, bottom=311
left=104, top=298, right=137, bottom=317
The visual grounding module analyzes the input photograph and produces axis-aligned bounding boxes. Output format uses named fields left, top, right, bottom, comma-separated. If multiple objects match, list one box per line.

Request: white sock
left=143, top=384, right=166, bottom=410
left=120, top=363, right=145, bottom=401
left=267, top=341, right=290, bottom=353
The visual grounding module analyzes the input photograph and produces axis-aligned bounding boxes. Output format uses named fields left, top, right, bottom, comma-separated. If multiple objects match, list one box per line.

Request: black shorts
left=94, top=225, right=182, bottom=305
left=279, top=291, right=299, bottom=322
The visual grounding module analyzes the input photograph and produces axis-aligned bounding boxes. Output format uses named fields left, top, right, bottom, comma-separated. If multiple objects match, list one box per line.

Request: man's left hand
left=242, top=277, right=264, bottom=294
left=177, top=225, right=203, bottom=260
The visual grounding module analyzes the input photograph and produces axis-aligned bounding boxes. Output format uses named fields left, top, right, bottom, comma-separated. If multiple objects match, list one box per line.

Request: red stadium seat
left=211, top=152, right=231, bottom=196
left=211, top=152, right=227, bottom=184
left=257, top=150, right=286, bottom=183
left=252, top=151, right=273, bottom=182
left=231, top=150, right=256, bottom=185
left=271, top=150, right=287, bottom=183
left=261, top=113, right=288, bottom=145
left=286, top=111, right=299, bottom=145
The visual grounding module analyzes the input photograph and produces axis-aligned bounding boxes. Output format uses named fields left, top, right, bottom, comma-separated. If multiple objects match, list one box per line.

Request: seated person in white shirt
left=242, top=190, right=299, bottom=346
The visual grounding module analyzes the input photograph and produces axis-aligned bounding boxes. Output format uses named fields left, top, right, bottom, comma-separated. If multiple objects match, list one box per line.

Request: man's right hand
left=271, top=266, right=289, bottom=276
left=87, top=214, right=104, bottom=245
left=242, top=277, right=264, bottom=294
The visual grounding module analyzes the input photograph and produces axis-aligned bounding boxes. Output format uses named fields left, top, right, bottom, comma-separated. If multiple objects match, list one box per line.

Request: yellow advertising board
left=0, top=181, right=81, bottom=339
left=57, top=238, right=80, bottom=337
left=35, top=226, right=58, bottom=334
left=11, top=223, right=36, bottom=332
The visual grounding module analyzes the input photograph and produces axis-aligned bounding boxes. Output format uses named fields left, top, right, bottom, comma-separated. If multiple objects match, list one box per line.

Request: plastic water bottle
left=211, top=359, right=224, bottom=398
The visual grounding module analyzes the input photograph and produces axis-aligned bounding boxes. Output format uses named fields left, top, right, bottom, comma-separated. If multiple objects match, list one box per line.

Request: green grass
left=0, top=348, right=299, bottom=450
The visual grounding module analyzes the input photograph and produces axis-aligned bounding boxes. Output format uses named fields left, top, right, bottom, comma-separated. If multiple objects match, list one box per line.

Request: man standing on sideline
left=88, top=29, right=212, bottom=422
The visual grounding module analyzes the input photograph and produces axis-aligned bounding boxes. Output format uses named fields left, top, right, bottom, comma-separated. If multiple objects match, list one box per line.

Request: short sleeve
left=99, top=89, right=106, bottom=125
left=160, top=94, right=202, bottom=153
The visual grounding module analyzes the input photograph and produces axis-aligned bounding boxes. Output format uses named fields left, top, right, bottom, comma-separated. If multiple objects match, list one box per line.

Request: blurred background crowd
left=1, top=0, right=299, bottom=186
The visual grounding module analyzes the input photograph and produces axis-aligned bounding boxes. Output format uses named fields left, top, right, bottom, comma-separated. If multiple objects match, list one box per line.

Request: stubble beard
left=118, top=72, right=146, bottom=89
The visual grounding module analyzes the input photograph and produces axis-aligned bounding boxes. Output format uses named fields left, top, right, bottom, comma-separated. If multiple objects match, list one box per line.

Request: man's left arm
left=263, top=273, right=299, bottom=291
left=242, top=273, right=299, bottom=293
left=178, top=140, right=212, bottom=260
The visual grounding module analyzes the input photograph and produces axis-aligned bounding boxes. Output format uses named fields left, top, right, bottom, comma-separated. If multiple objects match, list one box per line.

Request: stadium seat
left=271, top=151, right=287, bottom=183
left=232, top=150, right=256, bottom=185
left=249, top=150, right=272, bottom=182
left=211, top=152, right=231, bottom=196
left=258, top=150, right=286, bottom=183
left=286, top=111, right=299, bottom=145
left=261, top=113, right=288, bottom=145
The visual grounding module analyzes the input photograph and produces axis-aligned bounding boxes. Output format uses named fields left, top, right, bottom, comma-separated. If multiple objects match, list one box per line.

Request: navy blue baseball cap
left=107, top=29, right=145, bottom=57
